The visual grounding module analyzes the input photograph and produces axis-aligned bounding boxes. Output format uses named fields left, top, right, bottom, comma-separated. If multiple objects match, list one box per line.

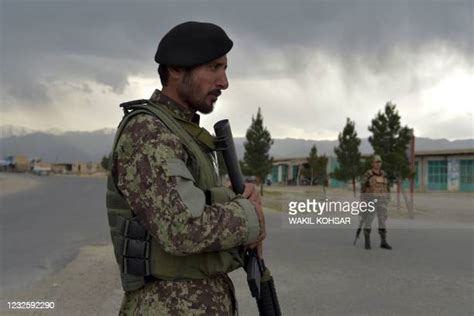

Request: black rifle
left=354, top=197, right=368, bottom=246
left=353, top=222, right=363, bottom=246
left=354, top=189, right=369, bottom=246
left=214, top=119, right=281, bottom=316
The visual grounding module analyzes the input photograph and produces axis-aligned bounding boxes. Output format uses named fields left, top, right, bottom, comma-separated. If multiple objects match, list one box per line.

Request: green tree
left=101, top=155, right=110, bottom=171
left=316, top=154, right=328, bottom=197
left=302, top=145, right=318, bottom=185
left=368, top=102, right=412, bottom=184
left=239, top=160, right=251, bottom=176
left=302, top=145, right=328, bottom=187
left=332, top=118, right=364, bottom=196
left=243, top=108, right=274, bottom=195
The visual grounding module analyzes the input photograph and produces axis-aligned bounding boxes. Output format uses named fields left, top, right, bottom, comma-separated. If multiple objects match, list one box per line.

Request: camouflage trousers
left=360, top=203, right=388, bottom=230
left=119, top=274, right=237, bottom=316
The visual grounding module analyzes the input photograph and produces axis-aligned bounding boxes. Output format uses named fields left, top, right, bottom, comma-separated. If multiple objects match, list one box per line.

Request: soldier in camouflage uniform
left=360, top=155, right=392, bottom=250
left=106, top=22, right=265, bottom=315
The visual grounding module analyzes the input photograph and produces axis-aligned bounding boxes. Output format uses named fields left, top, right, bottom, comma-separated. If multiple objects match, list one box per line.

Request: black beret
left=155, top=21, right=233, bottom=67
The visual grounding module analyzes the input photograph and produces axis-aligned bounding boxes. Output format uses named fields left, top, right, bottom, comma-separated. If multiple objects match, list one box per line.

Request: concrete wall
left=75, top=162, right=103, bottom=174
left=447, top=158, right=460, bottom=191
left=13, top=155, right=30, bottom=172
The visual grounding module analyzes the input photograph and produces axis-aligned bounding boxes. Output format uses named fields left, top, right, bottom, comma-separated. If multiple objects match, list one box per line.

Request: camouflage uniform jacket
left=115, top=90, right=261, bottom=315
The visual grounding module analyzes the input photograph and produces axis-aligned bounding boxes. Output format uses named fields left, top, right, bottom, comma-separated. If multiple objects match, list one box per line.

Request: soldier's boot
left=379, top=228, right=392, bottom=250
left=363, top=229, right=371, bottom=250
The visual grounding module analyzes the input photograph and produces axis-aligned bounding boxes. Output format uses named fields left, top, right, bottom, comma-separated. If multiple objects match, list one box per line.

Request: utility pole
left=409, top=131, right=415, bottom=219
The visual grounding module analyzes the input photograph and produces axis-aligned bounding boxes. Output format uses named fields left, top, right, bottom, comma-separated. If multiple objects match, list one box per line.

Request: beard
left=177, top=72, right=219, bottom=114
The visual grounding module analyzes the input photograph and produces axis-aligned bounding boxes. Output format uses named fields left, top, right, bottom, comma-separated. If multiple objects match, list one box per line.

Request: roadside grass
left=262, top=185, right=347, bottom=213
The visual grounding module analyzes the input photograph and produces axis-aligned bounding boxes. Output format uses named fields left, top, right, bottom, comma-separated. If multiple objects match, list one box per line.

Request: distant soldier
left=360, top=154, right=392, bottom=250
left=106, top=21, right=265, bottom=315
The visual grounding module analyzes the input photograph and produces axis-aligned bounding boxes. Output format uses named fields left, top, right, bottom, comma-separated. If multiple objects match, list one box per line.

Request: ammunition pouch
left=206, top=186, right=236, bottom=205
left=120, top=218, right=151, bottom=276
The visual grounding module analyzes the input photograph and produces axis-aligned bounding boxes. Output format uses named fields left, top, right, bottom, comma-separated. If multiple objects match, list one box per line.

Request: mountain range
left=0, top=125, right=472, bottom=163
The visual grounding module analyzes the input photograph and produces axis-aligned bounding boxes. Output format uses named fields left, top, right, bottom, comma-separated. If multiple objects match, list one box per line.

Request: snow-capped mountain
left=0, top=125, right=38, bottom=138
left=45, top=128, right=65, bottom=136
left=0, top=125, right=472, bottom=163
left=0, top=125, right=116, bottom=138
left=94, top=128, right=116, bottom=135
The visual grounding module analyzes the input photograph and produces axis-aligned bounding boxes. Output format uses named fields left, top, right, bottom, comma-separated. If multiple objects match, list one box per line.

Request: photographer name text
left=287, top=199, right=377, bottom=225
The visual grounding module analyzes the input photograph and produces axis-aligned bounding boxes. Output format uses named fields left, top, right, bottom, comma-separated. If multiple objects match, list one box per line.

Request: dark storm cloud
left=0, top=0, right=472, bottom=107
left=224, top=1, right=473, bottom=80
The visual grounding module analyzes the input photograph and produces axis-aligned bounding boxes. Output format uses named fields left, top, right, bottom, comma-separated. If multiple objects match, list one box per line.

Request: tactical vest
left=366, top=170, right=389, bottom=196
left=106, top=99, right=245, bottom=292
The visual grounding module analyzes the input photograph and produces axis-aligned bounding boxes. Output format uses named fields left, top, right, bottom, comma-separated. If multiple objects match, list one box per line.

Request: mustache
left=209, top=89, right=221, bottom=97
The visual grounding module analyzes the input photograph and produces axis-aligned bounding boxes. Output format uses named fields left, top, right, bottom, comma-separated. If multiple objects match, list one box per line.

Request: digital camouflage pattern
left=360, top=169, right=389, bottom=229
left=114, top=91, right=259, bottom=315
left=119, top=275, right=235, bottom=315
left=360, top=202, right=388, bottom=229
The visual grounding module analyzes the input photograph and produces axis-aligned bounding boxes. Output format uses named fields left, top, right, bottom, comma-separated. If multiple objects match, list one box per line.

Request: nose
left=216, top=71, right=229, bottom=90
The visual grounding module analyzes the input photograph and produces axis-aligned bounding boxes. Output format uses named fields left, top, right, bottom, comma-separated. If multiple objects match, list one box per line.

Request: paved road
left=232, top=214, right=473, bottom=315
left=0, top=175, right=109, bottom=293
left=1, top=175, right=472, bottom=315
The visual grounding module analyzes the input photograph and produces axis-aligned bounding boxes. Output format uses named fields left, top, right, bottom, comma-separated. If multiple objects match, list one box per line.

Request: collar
left=150, top=89, right=200, bottom=124
left=371, top=169, right=383, bottom=176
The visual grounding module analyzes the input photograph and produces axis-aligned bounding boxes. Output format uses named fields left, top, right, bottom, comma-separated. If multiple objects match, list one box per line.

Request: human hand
left=243, top=183, right=266, bottom=257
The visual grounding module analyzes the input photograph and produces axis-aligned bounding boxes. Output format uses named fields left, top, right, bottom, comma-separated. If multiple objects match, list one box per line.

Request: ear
left=168, top=67, right=184, bottom=80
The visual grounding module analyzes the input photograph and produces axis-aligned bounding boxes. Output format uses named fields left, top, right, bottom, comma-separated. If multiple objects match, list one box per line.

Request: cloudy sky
left=1, top=0, right=472, bottom=140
